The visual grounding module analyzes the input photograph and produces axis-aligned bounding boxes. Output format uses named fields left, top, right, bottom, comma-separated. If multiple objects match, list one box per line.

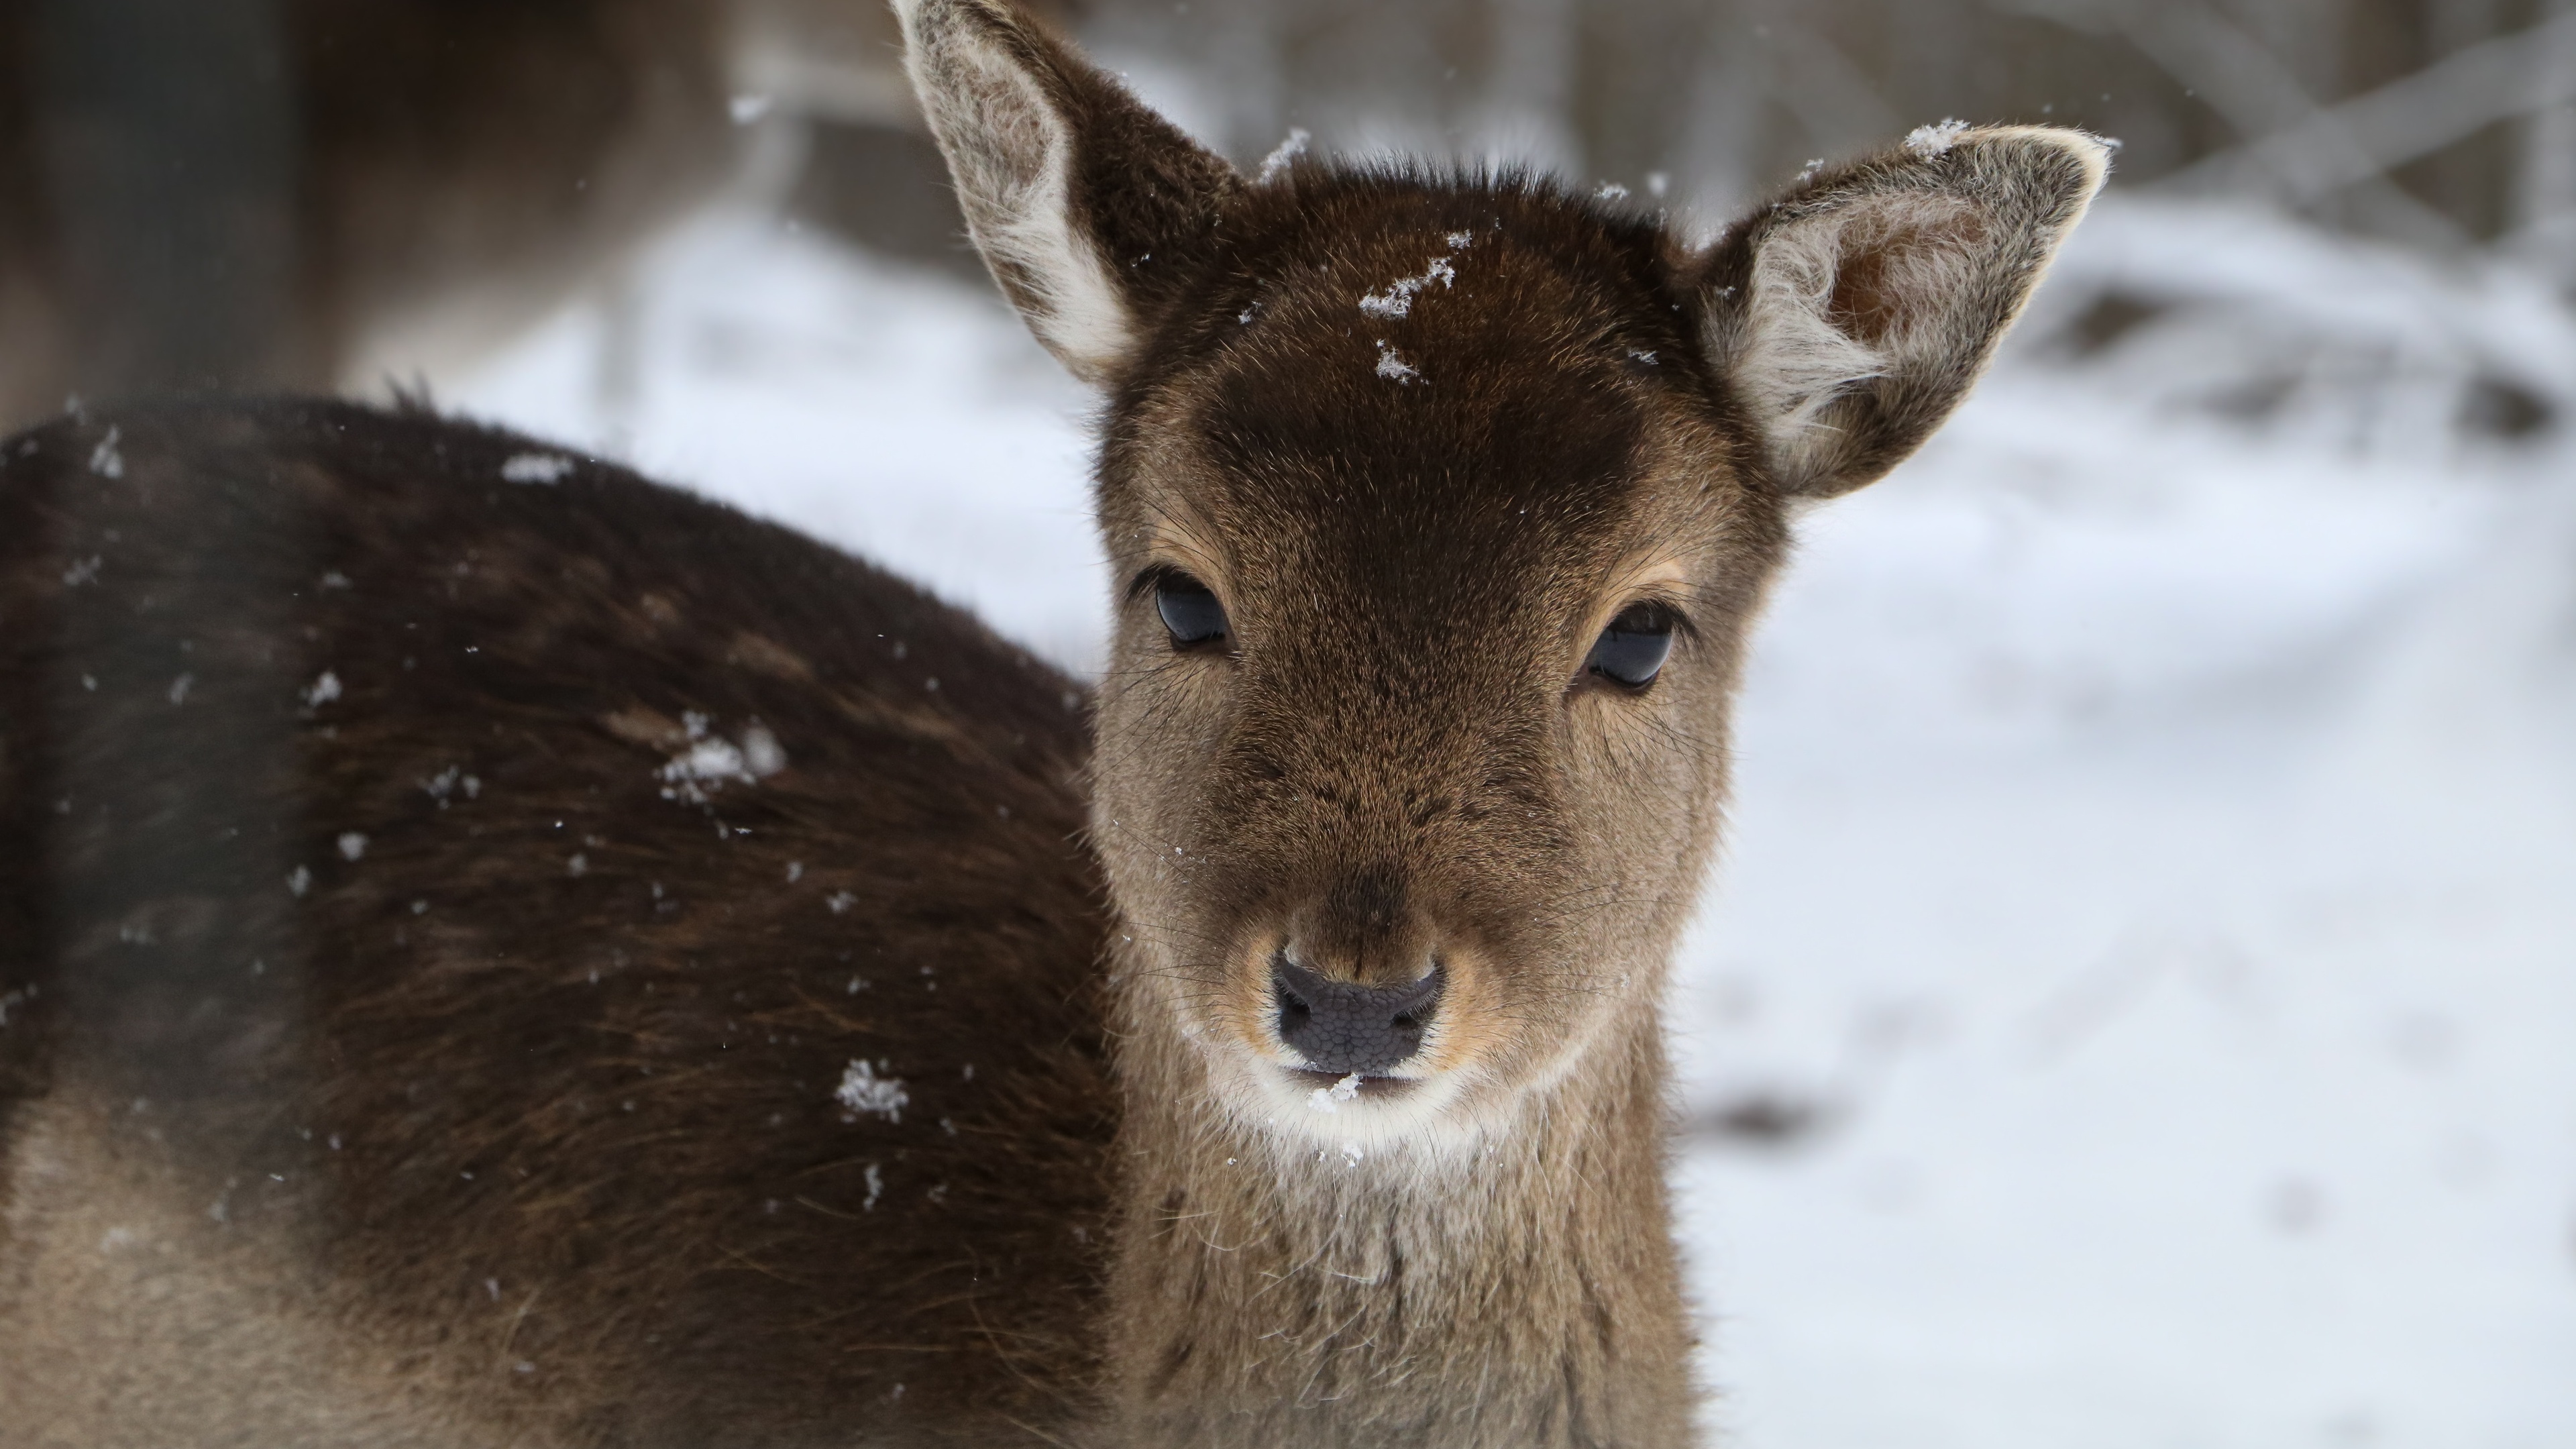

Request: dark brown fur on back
left=0, top=401, right=1111, bottom=1446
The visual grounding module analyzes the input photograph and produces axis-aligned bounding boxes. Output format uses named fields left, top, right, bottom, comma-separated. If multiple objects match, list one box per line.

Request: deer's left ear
left=1696, top=125, right=2110, bottom=498
left=896, top=0, right=1244, bottom=385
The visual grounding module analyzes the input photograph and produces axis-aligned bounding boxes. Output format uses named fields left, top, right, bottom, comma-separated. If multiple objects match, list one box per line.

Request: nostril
left=1269, top=953, right=1445, bottom=1077
left=1275, top=980, right=1313, bottom=1026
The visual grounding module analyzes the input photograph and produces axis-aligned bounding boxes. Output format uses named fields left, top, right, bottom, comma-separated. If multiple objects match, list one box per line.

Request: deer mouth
left=1281, top=1067, right=1424, bottom=1104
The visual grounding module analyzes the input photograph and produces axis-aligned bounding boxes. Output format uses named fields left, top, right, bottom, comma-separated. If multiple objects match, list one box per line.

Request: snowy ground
left=420, top=194, right=2576, bottom=1448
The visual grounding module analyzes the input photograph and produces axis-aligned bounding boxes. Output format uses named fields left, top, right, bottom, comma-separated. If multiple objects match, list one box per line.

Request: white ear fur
left=1738, top=193, right=1966, bottom=482
left=894, top=0, right=1134, bottom=382
left=1724, top=125, right=2110, bottom=495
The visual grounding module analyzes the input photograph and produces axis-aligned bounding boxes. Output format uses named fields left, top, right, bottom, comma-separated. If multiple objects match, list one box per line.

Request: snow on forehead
left=1357, top=230, right=1472, bottom=320
left=1241, top=216, right=1644, bottom=378
left=1171, top=187, right=1674, bottom=500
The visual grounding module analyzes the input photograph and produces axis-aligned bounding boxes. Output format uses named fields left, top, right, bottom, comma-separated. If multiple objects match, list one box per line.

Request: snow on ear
left=1701, top=125, right=2110, bottom=498
left=895, top=0, right=1240, bottom=384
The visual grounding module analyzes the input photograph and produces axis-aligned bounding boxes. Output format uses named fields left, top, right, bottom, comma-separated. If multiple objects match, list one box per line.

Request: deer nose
left=1271, top=952, right=1444, bottom=1076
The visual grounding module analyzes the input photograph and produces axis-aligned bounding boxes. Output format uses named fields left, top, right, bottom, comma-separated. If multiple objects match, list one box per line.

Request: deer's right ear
left=896, top=0, right=1242, bottom=384
left=1697, top=125, right=2110, bottom=498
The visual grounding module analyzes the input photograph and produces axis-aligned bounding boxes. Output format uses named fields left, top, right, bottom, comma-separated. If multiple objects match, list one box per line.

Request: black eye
left=1153, top=572, right=1231, bottom=649
left=1585, top=602, right=1674, bottom=689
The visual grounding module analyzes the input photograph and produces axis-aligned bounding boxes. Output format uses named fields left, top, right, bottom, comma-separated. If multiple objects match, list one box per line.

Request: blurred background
left=4, top=1, right=2571, bottom=1444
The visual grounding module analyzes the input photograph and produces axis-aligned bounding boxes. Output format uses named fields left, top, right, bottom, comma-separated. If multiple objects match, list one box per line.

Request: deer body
left=1, top=3, right=2105, bottom=1444
left=0, top=401, right=1114, bottom=1446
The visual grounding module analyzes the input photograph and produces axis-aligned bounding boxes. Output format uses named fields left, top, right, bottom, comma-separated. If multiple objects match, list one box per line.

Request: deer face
left=898, top=0, right=2106, bottom=1146
left=1086, top=197, right=1778, bottom=1140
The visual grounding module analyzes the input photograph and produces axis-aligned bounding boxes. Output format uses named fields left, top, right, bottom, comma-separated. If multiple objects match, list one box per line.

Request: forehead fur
left=1103, top=168, right=1743, bottom=589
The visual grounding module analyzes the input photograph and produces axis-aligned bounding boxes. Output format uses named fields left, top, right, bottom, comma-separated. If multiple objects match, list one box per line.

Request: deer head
left=898, top=1, right=2104, bottom=1161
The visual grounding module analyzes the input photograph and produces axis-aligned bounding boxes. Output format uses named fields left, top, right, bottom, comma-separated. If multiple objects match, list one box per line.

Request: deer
left=0, top=1, right=2106, bottom=1443
left=0, top=0, right=1073, bottom=432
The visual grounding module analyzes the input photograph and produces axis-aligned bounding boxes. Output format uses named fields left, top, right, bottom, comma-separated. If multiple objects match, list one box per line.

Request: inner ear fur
left=895, top=0, right=1242, bottom=384
left=1697, top=125, right=2110, bottom=498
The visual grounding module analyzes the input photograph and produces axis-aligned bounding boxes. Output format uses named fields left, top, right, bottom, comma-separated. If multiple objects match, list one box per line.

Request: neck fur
left=1096, top=943, right=1697, bottom=1448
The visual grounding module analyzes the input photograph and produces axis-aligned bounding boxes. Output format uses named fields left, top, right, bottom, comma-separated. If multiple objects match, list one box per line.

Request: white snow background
left=426, top=184, right=2576, bottom=1448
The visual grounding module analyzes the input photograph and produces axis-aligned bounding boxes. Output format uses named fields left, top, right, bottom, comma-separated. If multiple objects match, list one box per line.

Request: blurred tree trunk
left=0, top=0, right=739, bottom=430
left=27, top=0, right=313, bottom=404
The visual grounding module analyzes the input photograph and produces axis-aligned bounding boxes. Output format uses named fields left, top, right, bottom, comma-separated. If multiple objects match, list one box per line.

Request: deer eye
left=1585, top=603, right=1674, bottom=689
left=1154, top=572, right=1231, bottom=649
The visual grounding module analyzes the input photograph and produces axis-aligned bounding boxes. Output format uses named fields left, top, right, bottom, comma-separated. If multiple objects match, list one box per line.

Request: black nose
left=1271, top=953, right=1444, bottom=1076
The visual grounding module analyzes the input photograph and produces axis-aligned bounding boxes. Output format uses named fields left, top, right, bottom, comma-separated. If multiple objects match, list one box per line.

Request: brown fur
left=1, top=5, right=2104, bottom=1444
left=1, top=404, right=1112, bottom=1446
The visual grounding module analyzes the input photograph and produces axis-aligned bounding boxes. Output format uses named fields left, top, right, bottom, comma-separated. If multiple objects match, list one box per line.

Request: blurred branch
left=1760, top=15, right=1902, bottom=153
left=2169, top=7, right=2576, bottom=213
left=2102, top=0, right=2468, bottom=249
